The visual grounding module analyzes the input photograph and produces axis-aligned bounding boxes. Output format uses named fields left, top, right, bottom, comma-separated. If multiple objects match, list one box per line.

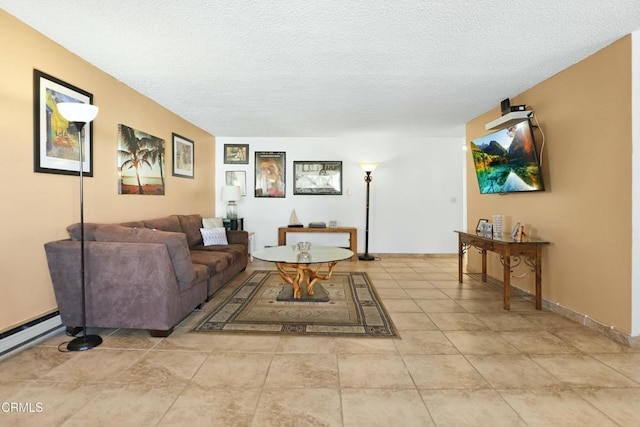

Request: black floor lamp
left=57, top=102, right=103, bottom=352
left=358, top=163, right=378, bottom=261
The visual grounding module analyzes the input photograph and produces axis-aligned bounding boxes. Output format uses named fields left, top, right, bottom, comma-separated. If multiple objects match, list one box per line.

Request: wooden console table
left=278, top=227, right=358, bottom=261
left=455, top=231, right=550, bottom=310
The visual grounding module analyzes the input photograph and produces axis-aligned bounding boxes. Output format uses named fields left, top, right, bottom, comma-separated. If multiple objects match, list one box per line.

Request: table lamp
left=221, top=185, right=242, bottom=219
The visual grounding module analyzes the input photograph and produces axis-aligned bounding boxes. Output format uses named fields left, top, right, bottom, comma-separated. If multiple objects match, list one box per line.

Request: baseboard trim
left=465, top=272, right=638, bottom=347
left=0, top=312, right=64, bottom=361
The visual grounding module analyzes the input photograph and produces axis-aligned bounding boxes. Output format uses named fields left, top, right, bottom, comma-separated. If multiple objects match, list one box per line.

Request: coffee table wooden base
left=275, top=261, right=338, bottom=299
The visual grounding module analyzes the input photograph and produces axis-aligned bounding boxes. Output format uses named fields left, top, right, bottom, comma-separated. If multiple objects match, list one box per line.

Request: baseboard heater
left=0, top=311, right=63, bottom=360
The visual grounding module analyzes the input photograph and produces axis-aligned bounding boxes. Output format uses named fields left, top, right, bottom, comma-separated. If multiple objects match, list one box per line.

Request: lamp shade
left=221, top=185, right=242, bottom=202
left=360, top=163, right=378, bottom=172
left=57, top=102, right=99, bottom=123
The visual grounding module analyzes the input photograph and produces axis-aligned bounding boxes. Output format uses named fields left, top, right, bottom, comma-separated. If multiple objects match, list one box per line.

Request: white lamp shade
left=360, top=163, right=378, bottom=172
left=57, top=102, right=99, bottom=123
left=221, top=185, right=242, bottom=202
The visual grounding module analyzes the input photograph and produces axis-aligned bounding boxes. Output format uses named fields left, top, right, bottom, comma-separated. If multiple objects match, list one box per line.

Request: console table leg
left=481, top=250, right=487, bottom=282
left=503, top=250, right=511, bottom=310
left=535, top=247, right=542, bottom=310
left=458, top=236, right=463, bottom=282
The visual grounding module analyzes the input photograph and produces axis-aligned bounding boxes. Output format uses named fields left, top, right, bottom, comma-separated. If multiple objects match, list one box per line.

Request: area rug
left=194, top=271, right=397, bottom=337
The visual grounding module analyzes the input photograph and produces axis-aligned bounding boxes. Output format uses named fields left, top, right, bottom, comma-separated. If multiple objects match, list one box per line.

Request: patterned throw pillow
left=202, top=217, right=224, bottom=229
left=200, top=227, right=228, bottom=246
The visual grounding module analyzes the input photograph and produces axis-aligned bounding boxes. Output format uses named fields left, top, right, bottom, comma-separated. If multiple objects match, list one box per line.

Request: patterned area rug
left=194, top=271, right=397, bottom=337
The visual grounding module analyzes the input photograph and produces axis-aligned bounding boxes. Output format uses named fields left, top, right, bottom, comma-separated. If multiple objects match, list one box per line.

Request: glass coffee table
left=252, top=245, right=354, bottom=301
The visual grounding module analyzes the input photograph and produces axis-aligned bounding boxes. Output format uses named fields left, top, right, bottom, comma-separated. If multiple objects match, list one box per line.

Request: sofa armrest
left=226, top=230, right=248, bottom=246
left=44, top=240, right=185, bottom=330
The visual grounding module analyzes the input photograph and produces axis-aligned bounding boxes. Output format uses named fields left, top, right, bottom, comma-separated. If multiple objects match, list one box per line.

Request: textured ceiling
left=2, top=0, right=640, bottom=137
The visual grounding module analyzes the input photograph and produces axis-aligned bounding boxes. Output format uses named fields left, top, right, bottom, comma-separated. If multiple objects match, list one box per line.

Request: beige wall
left=466, top=36, right=633, bottom=333
left=0, top=11, right=217, bottom=333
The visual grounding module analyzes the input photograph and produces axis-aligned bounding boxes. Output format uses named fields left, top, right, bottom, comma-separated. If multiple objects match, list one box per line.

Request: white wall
left=215, top=136, right=465, bottom=254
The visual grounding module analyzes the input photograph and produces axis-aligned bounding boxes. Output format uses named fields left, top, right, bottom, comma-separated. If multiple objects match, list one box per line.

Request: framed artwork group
left=32, top=70, right=344, bottom=201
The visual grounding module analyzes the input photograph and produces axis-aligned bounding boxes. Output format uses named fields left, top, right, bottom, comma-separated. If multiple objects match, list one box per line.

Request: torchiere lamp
left=359, top=163, right=378, bottom=261
left=57, top=102, right=102, bottom=352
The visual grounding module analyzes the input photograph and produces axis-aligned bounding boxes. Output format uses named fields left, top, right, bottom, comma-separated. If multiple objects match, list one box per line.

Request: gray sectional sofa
left=44, top=214, right=248, bottom=337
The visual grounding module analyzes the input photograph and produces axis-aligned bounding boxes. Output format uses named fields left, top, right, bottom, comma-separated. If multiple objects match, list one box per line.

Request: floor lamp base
left=358, top=253, right=376, bottom=261
left=67, top=334, right=103, bottom=351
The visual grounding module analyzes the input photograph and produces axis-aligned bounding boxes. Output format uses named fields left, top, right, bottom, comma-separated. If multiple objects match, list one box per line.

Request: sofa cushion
left=202, top=217, right=224, bottom=229
left=143, top=216, right=183, bottom=233
left=67, top=223, right=101, bottom=241
left=200, top=227, right=228, bottom=246
left=191, top=243, right=247, bottom=263
left=94, top=224, right=196, bottom=287
left=176, top=214, right=204, bottom=247
left=190, top=250, right=232, bottom=273
left=118, top=220, right=146, bottom=228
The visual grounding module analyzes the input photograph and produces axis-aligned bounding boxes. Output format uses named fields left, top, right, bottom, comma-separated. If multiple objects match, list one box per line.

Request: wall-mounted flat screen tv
left=469, top=119, right=545, bottom=194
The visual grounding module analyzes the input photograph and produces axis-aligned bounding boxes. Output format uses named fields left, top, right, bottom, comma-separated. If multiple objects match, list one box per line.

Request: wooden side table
left=278, top=227, right=358, bottom=261
left=455, top=231, right=550, bottom=310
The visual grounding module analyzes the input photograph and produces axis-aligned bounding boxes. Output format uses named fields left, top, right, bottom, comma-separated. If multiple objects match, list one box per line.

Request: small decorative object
left=293, top=161, right=342, bottom=195
left=172, top=133, right=194, bottom=178
left=34, top=69, right=94, bottom=176
left=297, top=241, right=312, bottom=251
left=224, top=144, right=249, bottom=164
left=255, top=151, right=285, bottom=197
left=289, top=209, right=303, bottom=227
left=329, top=220, right=337, bottom=228
left=516, top=225, right=525, bottom=242
left=492, top=214, right=504, bottom=236
left=221, top=185, right=242, bottom=219
left=511, top=223, right=522, bottom=240
left=225, top=171, right=247, bottom=196
left=309, top=222, right=327, bottom=228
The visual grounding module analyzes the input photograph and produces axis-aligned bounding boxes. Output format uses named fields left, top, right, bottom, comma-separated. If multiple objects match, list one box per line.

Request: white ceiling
left=3, top=1, right=640, bottom=137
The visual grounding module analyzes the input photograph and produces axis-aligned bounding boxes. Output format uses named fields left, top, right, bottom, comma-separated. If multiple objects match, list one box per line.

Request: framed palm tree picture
left=117, top=124, right=165, bottom=195
left=172, top=133, right=194, bottom=178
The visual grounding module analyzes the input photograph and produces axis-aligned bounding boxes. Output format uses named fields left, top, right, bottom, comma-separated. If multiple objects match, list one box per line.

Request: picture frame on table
left=476, top=219, right=490, bottom=234
left=224, top=144, right=249, bottom=164
left=225, top=170, right=247, bottom=196
left=511, top=223, right=522, bottom=240
left=172, top=133, right=194, bottom=178
left=33, top=69, right=94, bottom=176
left=293, top=161, right=343, bottom=195
left=255, top=151, right=285, bottom=197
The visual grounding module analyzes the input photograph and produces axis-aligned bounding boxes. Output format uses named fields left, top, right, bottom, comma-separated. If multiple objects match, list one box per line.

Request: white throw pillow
left=202, top=217, right=224, bottom=229
left=200, top=227, right=228, bottom=246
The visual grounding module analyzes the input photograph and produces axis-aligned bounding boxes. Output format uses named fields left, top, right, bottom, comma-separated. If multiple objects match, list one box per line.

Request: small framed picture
left=225, top=170, right=247, bottom=196
left=476, top=219, right=489, bottom=233
left=511, top=223, right=521, bottom=240
left=172, top=133, right=194, bottom=178
left=224, top=144, right=249, bottom=164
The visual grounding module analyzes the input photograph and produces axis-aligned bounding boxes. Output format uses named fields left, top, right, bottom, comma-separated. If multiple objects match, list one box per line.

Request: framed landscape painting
left=33, top=69, right=94, bottom=176
left=117, top=124, right=165, bottom=195
left=172, top=133, right=194, bottom=178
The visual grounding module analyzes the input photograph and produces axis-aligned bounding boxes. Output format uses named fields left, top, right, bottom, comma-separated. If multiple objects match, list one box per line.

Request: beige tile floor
left=2, top=255, right=640, bottom=426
